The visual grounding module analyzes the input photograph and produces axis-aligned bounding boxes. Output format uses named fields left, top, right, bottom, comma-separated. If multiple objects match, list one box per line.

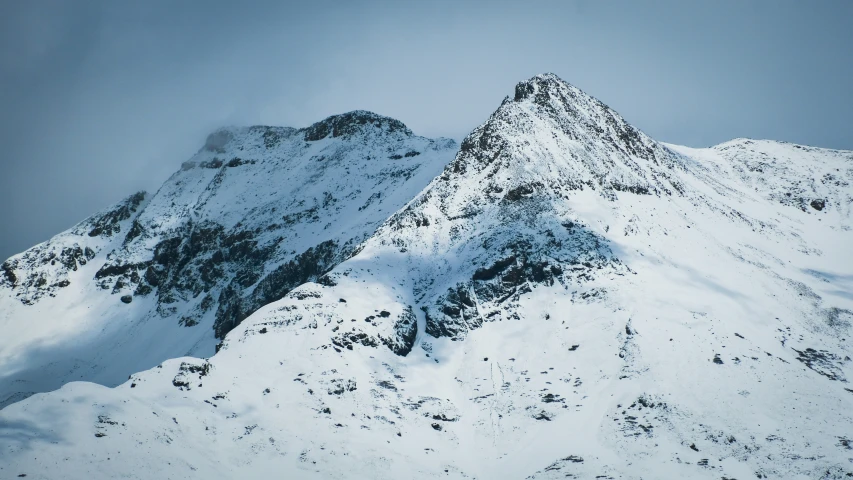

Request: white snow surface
left=2, top=74, right=852, bottom=479
left=0, top=112, right=456, bottom=409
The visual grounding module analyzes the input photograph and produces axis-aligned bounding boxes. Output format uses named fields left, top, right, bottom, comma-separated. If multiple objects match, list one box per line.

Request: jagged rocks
left=378, top=306, right=418, bottom=356
left=215, top=240, right=345, bottom=338
left=2, top=244, right=98, bottom=303
left=75, top=115, right=455, bottom=348
left=302, top=111, right=411, bottom=142
left=331, top=331, right=379, bottom=351
left=793, top=347, right=848, bottom=381
left=423, top=229, right=618, bottom=340
left=3, top=72, right=853, bottom=480
left=87, top=192, right=147, bottom=237
left=172, top=361, right=212, bottom=390
left=1, top=260, right=17, bottom=286
left=327, top=379, right=357, bottom=396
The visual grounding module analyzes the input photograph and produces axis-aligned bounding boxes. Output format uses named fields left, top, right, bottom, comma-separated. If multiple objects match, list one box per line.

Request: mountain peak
left=199, top=111, right=412, bottom=154
left=451, top=74, right=684, bottom=198
left=4, top=72, right=853, bottom=480
left=301, top=110, right=412, bottom=141
left=510, top=73, right=620, bottom=123
left=512, top=72, right=573, bottom=102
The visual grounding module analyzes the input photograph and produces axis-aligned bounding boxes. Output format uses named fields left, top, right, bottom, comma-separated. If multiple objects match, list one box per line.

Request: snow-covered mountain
left=0, top=111, right=456, bottom=408
left=2, top=74, right=852, bottom=479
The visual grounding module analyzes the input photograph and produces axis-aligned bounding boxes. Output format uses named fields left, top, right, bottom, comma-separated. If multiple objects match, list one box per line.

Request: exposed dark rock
left=533, top=411, right=553, bottom=421
left=87, top=192, right=146, bottom=238
left=504, top=183, right=541, bottom=202
left=424, top=228, right=613, bottom=339
left=472, top=256, right=517, bottom=281
left=120, top=295, right=132, bottom=304
left=431, top=413, right=457, bottom=422
left=3, top=241, right=100, bottom=302
left=332, top=330, right=379, bottom=351
left=810, top=199, right=826, bottom=211
left=1, top=260, right=17, bottom=287
left=327, top=379, right=357, bottom=395
left=172, top=361, right=211, bottom=390
left=226, top=157, right=255, bottom=168
left=541, top=393, right=564, bottom=403
left=377, top=306, right=419, bottom=356
left=200, top=158, right=223, bottom=169
left=302, top=111, right=411, bottom=142
left=793, top=347, right=846, bottom=381
left=377, top=380, right=397, bottom=391
left=215, top=239, right=344, bottom=338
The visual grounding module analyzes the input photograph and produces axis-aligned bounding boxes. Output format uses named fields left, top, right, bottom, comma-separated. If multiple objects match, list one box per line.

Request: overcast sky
left=1, top=0, right=851, bottom=261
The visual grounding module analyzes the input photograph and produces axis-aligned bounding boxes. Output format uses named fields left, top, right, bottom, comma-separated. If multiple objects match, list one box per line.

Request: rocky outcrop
left=0, top=110, right=456, bottom=407
left=0, top=192, right=147, bottom=304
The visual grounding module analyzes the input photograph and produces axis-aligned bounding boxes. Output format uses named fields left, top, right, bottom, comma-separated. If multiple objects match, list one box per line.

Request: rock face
left=0, top=192, right=146, bottom=305
left=1, top=74, right=853, bottom=480
left=0, top=111, right=456, bottom=408
left=91, top=112, right=455, bottom=339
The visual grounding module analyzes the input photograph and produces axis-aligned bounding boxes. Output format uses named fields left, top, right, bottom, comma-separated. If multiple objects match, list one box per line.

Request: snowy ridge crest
left=201, top=110, right=413, bottom=156
left=0, top=110, right=457, bottom=409
left=1, top=73, right=853, bottom=480
left=443, top=73, right=686, bottom=205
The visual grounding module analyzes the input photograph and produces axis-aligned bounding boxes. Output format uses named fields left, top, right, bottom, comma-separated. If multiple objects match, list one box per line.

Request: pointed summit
left=512, top=72, right=572, bottom=101
left=506, top=73, right=680, bottom=170
left=450, top=73, right=684, bottom=199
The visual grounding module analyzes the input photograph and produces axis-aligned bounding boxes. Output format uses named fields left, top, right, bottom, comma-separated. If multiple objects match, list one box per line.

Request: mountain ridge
left=1, top=73, right=852, bottom=479
left=0, top=111, right=457, bottom=408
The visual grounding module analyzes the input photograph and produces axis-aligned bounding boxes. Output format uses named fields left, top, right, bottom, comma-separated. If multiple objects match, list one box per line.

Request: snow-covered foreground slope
left=2, top=74, right=853, bottom=479
left=0, top=112, right=456, bottom=408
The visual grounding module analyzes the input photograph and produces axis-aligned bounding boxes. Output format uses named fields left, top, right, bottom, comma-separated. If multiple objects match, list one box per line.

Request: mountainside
left=2, top=74, right=852, bottom=479
left=0, top=111, right=456, bottom=408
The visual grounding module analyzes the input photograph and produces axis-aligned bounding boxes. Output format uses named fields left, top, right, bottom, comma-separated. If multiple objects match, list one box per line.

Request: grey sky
left=1, top=0, right=851, bottom=261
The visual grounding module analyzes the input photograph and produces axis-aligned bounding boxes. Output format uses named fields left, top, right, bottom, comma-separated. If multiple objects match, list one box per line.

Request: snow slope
left=2, top=74, right=852, bottom=479
left=0, top=111, right=456, bottom=408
